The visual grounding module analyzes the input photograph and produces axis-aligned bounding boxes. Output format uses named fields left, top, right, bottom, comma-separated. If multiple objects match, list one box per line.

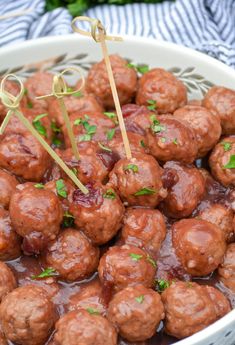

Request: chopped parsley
left=127, top=63, right=149, bottom=75
left=98, top=142, right=112, bottom=152
left=150, top=114, right=165, bottom=133
left=52, top=137, right=62, bottom=147
left=103, top=189, right=116, bottom=199
left=34, top=183, right=44, bottom=189
left=71, top=168, right=78, bottom=176
left=86, top=307, right=100, bottom=315
left=24, top=88, right=28, bottom=95
left=134, top=187, right=156, bottom=196
left=147, top=254, right=157, bottom=268
left=66, top=87, right=82, bottom=97
left=56, top=179, right=67, bottom=198
left=140, top=140, right=146, bottom=148
left=130, top=253, right=143, bottom=261
left=107, top=128, right=116, bottom=141
left=27, top=100, right=33, bottom=109
left=222, top=142, right=232, bottom=152
left=74, top=115, right=97, bottom=142
left=62, top=211, right=75, bottom=228
left=155, top=279, right=170, bottom=292
left=224, top=155, right=235, bottom=169
left=173, top=138, right=178, bottom=145
left=124, top=164, right=139, bottom=173
left=147, top=99, right=157, bottom=111
left=135, top=295, right=145, bottom=304
left=32, top=113, right=47, bottom=137
left=161, top=137, right=166, bottom=143
left=51, top=121, right=61, bottom=133
left=31, top=267, right=58, bottom=279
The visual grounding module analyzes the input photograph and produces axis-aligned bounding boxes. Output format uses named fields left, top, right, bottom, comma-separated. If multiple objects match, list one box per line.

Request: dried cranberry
left=73, top=183, right=103, bottom=207
left=97, top=150, right=119, bottom=170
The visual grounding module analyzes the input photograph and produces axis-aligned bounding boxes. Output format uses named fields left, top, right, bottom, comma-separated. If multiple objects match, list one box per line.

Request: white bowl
left=0, top=35, right=235, bottom=345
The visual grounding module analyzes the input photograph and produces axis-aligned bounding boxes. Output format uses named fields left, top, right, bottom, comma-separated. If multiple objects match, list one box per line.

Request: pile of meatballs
left=0, top=54, right=235, bottom=345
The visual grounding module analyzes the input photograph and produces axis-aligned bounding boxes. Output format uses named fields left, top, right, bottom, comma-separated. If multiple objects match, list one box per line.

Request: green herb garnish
left=33, top=113, right=47, bottom=137
left=134, top=187, right=156, bottom=196
left=107, top=128, right=116, bottom=141
left=135, top=295, right=145, bottom=303
left=56, top=179, right=67, bottom=198
left=66, top=87, right=82, bottom=97
left=124, top=164, right=139, bottom=173
left=62, top=211, right=75, bottom=228
left=103, top=189, right=116, bottom=199
left=155, top=279, right=170, bottom=292
left=27, top=100, right=33, bottom=109
left=147, top=99, right=157, bottom=111
left=147, top=254, right=157, bottom=268
left=86, top=307, right=100, bottom=315
left=34, top=183, right=44, bottom=189
left=130, top=253, right=143, bottom=261
left=224, top=155, right=235, bottom=169
left=52, top=137, right=62, bottom=147
left=173, top=138, right=178, bottom=145
left=140, top=140, right=146, bottom=148
left=24, top=88, right=28, bottom=95
left=51, top=121, right=61, bottom=133
left=31, top=267, right=58, bottom=279
left=161, top=137, right=166, bottom=143
left=222, top=142, right=232, bottom=152
left=104, top=112, right=116, bottom=120
left=127, top=63, right=149, bottom=74
left=74, top=116, right=97, bottom=142
left=71, top=168, right=78, bottom=176
left=98, top=142, right=112, bottom=152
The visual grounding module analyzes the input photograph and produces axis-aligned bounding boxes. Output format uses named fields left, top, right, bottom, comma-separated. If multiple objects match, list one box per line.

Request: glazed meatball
left=146, top=115, right=198, bottom=163
left=122, top=104, right=153, bottom=134
left=107, top=285, right=164, bottom=342
left=204, top=285, right=231, bottom=318
left=108, top=131, right=148, bottom=159
left=0, top=131, right=51, bottom=181
left=209, top=137, right=235, bottom=187
left=218, top=243, right=235, bottom=292
left=0, top=208, right=21, bottom=260
left=70, top=183, right=124, bottom=245
left=68, top=279, right=106, bottom=315
left=109, top=153, right=167, bottom=207
left=174, top=105, right=221, bottom=157
left=0, top=170, right=18, bottom=209
left=86, top=55, right=137, bottom=109
left=198, top=203, right=234, bottom=242
left=0, top=323, right=7, bottom=345
left=45, top=178, right=75, bottom=212
left=98, top=245, right=156, bottom=292
left=172, top=219, right=226, bottom=276
left=162, top=281, right=230, bottom=339
left=0, top=262, right=16, bottom=302
left=53, top=309, right=117, bottom=345
left=161, top=161, right=205, bottom=218
left=24, top=71, right=54, bottom=109
left=44, top=228, right=100, bottom=282
left=48, top=94, right=104, bottom=126
left=9, top=183, right=63, bottom=254
left=203, top=86, right=235, bottom=134
left=136, top=68, right=187, bottom=113
left=64, top=112, right=115, bottom=145
left=0, top=285, right=56, bottom=345
left=121, top=208, right=166, bottom=256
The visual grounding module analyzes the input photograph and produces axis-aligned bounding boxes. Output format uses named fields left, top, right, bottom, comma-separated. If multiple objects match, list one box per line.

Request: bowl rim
left=1, top=34, right=235, bottom=345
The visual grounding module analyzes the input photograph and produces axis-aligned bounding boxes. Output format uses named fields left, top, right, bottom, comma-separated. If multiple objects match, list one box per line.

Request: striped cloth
left=1, top=0, right=235, bottom=68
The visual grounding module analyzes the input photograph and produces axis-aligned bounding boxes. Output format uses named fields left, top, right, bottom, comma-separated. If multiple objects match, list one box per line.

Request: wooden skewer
left=0, top=74, right=88, bottom=195
left=72, top=16, right=132, bottom=160
left=0, top=9, right=33, bottom=20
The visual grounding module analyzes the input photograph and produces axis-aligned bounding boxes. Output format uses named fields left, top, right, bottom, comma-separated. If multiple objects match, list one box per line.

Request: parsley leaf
left=135, top=295, right=145, bottom=303
left=140, top=140, right=146, bottom=148
left=31, top=267, right=58, bottom=279
left=56, top=179, right=67, bottom=198
left=34, top=183, right=44, bottom=189
left=62, top=211, right=75, bottom=228
left=124, top=164, right=139, bottom=173
left=173, top=138, right=178, bottom=145
left=147, top=99, right=157, bottom=111
left=86, top=307, right=100, bottom=315
left=33, top=113, right=47, bottom=137
left=27, top=100, right=33, bottom=109
left=155, top=279, right=170, bottom=292
left=103, top=189, right=116, bottom=199
left=224, top=155, right=235, bottom=169
left=51, top=121, right=61, bottom=133
left=222, top=142, right=232, bottom=152
left=130, top=253, right=143, bottom=261
left=127, top=63, right=149, bottom=74
left=147, top=254, right=157, bottom=268
left=74, top=116, right=97, bottom=142
left=98, top=142, right=112, bottom=152
left=104, top=112, right=116, bottom=120
left=107, top=128, right=116, bottom=141
left=52, top=137, right=62, bottom=147
left=134, top=187, right=156, bottom=196
left=161, top=137, right=166, bottom=143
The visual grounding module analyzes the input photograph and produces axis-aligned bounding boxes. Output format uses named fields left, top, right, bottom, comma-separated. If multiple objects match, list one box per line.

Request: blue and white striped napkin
left=1, top=0, right=235, bottom=68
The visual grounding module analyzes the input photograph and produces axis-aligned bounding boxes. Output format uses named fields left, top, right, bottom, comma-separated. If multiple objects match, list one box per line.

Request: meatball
left=162, top=281, right=230, bottom=339
left=9, top=183, right=63, bottom=254
left=203, top=86, right=235, bottom=134
left=0, top=208, right=21, bottom=260
left=0, top=262, right=16, bottom=302
left=0, top=169, right=18, bottom=209
left=24, top=71, right=54, bottom=109
left=0, top=285, right=56, bottom=345
left=45, top=178, right=75, bottom=212
left=173, top=105, right=221, bottom=157
left=98, top=245, right=156, bottom=292
left=218, top=243, right=235, bottom=292
left=172, top=219, right=226, bottom=276
left=68, top=279, right=106, bottom=315
left=109, top=153, right=167, bottom=207
left=161, top=161, right=205, bottom=218
left=198, top=203, right=234, bottom=242
left=121, top=208, right=166, bottom=256
left=136, top=68, right=187, bottom=113
left=122, top=104, right=153, bottom=135
left=0, top=131, right=51, bottom=181
left=0, top=323, right=7, bottom=345
left=44, top=228, right=100, bottom=282
left=53, top=309, right=117, bottom=345
left=107, top=285, right=164, bottom=342
left=70, top=183, right=124, bottom=245
left=108, top=131, right=148, bottom=159
left=209, top=137, right=235, bottom=187
left=64, top=112, right=115, bottom=145
left=86, top=55, right=137, bottom=109
left=48, top=94, right=104, bottom=126
left=146, top=115, right=198, bottom=163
